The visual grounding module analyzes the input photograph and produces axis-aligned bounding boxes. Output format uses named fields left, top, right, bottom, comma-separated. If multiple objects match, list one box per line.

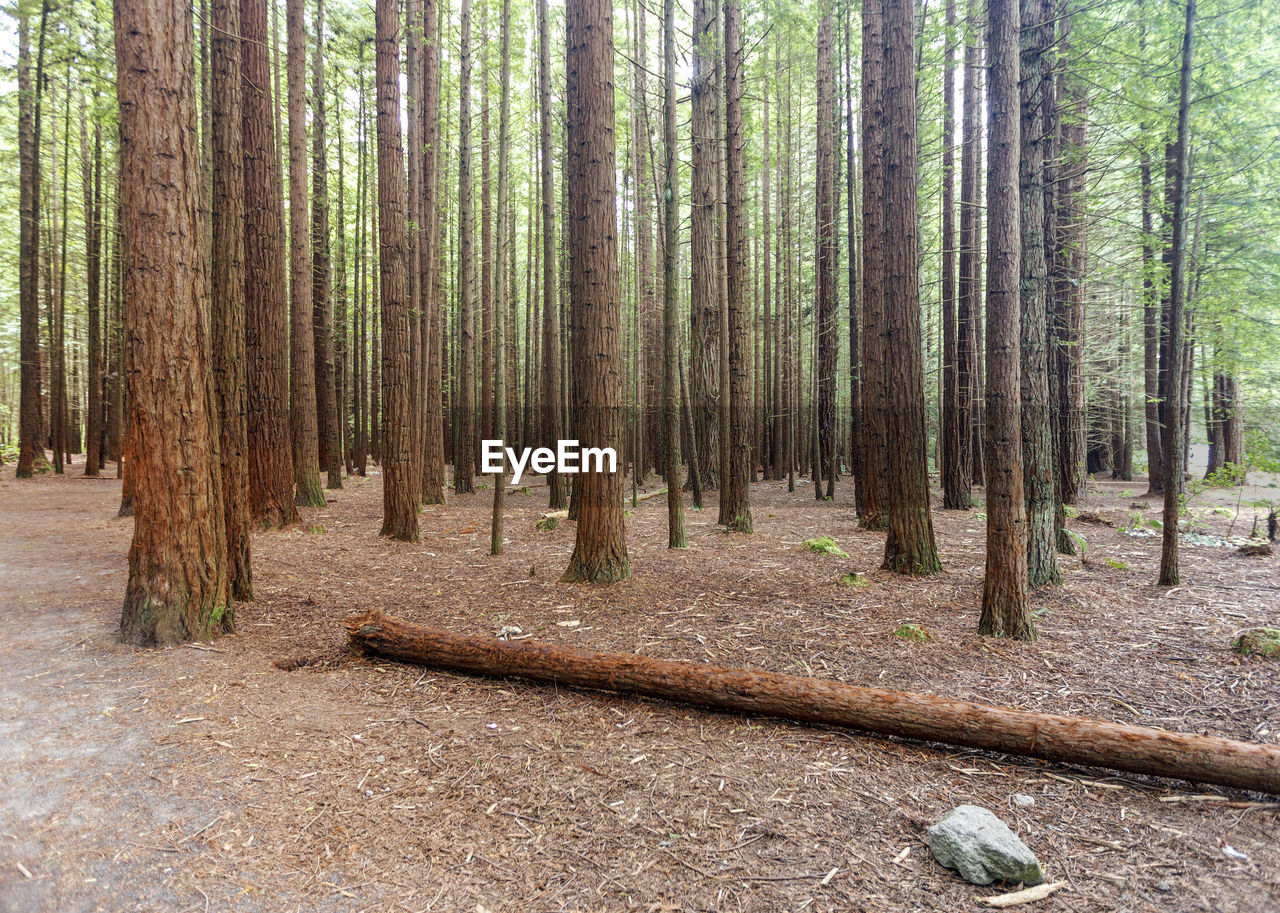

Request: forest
left=1, top=0, right=1279, bottom=909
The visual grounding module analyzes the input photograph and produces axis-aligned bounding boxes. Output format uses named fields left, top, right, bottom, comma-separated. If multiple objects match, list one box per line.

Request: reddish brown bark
left=347, top=613, right=1280, bottom=796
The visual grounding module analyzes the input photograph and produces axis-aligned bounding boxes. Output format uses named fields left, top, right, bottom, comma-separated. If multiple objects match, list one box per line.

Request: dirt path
left=1, top=466, right=1278, bottom=912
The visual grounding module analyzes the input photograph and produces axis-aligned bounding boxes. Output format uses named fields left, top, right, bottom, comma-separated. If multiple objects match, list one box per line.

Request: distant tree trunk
left=1139, top=21, right=1163, bottom=497
left=980, top=0, right=1032, bottom=636
left=940, top=0, right=965, bottom=509
left=375, top=0, right=419, bottom=542
left=858, top=0, right=889, bottom=530
left=335, top=81, right=350, bottom=476
left=212, top=0, right=253, bottom=600
left=285, top=0, right=323, bottom=507
left=1159, top=0, right=1195, bottom=587
left=491, top=0, right=512, bottom=556
left=116, top=0, right=230, bottom=645
left=880, top=0, right=940, bottom=574
left=455, top=0, right=476, bottom=494
left=662, top=0, right=686, bottom=547
left=82, top=89, right=103, bottom=477
left=562, top=0, right=631, bottom=582
left=242, top=0, right=297, bottom=527
left=480, top=3, right=493, bottom=453
left=538, top=0, right=566, bottom=509
left=954, top=0, right=981, bottom=507
left=721, top=0, right=753, bottom=533
left=16, top=7, right=47, bottom=479
left=420, top=0, right=446, bottom=505
left=311, top=0, right=341, bottom=490
left=1019, top=0, right=1060, bottom=587
left=690, top=0, right=719, bottom=493
left=816, top=5, right=838, bottom=504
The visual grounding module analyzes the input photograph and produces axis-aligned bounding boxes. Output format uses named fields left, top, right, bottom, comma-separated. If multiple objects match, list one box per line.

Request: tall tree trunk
left=955, top=0, right=981, bottom=507
left=116, top=0, right=231, bottom=645
left=816, top=5, right=838, bottom=505
left=491, top=0, right=512, bottom=556
left=456, top=0, right=477, bottom=494
left=242, top=0, right=297, bottom=527
left=1158, top=0, right=1195, bottom=587
left=375, top=0, right=420, bottom=542
left=538, top=0, right=566, bottom=509
left=16, top=6, right=47, bottom=478
left=690, top=0, right=719, bottom=493
left=312, top=0, right=341, bottom=490
left=662, top=0, right=686, bottom=547
left=859, top=0, right=889, bottom=530
left=721, top=0, right=752, bottom=533
left=881, top=0, right=940, bottom=574
left=82, top=84, right=103, bottom=477
left=286, top=0, right=323, bottom=507
left=1019, top=0, right=1061, bottom=586
left=212, top=0, right=253, bottom=600
left=420, top=0, right=446, bottom=505
left=562, top=0, right=631, bottom=582
left=980, top=0, right=1032, bottom=636
left=940, top=0, right=966, bottom=509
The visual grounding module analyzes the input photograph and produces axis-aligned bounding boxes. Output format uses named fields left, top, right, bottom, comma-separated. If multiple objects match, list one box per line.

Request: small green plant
left=1234, top=628, right=1280, bottom=659
left=837, top=572, right=870, bottom=588
left=518, top=486, right=531, bottom=495
left=894, top=623, right=930, bottom=642
left=803, top=536, right=849, bottom=558
left=1104, top=557, right=1129, bottom=571
left=536, top=516, right=558, bottom=532
left=973, top=512, right=987, bottom=522
left=306, top=523, right=325, bottom=534
left=1063, top=504, right=1079, bottom=519
left=1065, top=528, right=1088, bottom=557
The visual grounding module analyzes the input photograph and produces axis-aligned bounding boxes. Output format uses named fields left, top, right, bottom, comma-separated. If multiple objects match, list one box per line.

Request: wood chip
left=981, top=881, right=1066, bottom=908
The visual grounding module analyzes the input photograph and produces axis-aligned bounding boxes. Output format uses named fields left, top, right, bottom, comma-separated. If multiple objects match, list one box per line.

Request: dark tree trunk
left=311, top=0, right=341, bottom=490
left=562, top=0, right=631, bottom=582
left=212, top=0, right=253, bottom=600
left=420, top=0, right=446, bottom=505
left=955, top=0, right=982, bottom=507
left=455, top=0, right=476, bottom=494
left=940, top=0, right=964, bottom=509
left=538, top=0, right=566, bottom=510
left=816, top=5, right=838, bottom=505
left=116, top=0, right=231, bottom=645
left=662, top=0, right=686, bottom=547
left=16, top=9, right=47, bottom=479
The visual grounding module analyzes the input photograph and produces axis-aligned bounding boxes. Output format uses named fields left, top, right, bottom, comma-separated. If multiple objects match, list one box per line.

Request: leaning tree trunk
left=347, top=613, right=1280, bottom=796
left=116, top=0, right=230, bottom=646
left=562, top=0, right=631, bottom=582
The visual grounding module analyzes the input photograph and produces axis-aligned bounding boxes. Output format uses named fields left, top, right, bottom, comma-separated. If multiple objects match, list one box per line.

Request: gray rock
left=927, top=805, right=1044, bottom=886
left=1012, top=793, right=1036, bottom=808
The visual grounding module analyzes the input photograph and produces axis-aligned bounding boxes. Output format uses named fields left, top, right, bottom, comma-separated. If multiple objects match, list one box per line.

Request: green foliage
left=1234, top=628, right=1280, bottom=659
left=894, top=623, right=930, bottom=642
left=536, top=516, right=558, bottom=532
left=802, top=536, right=848, bottom=558
left=306, top=523, right=325, bottom=535
left=1104, top=557, right=1130, bottom=571
left=837, top=572, right=869, bottom=588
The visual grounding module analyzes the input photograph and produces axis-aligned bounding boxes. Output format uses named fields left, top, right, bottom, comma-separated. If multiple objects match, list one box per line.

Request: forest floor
left=1, top=462, right=1278, bottom=913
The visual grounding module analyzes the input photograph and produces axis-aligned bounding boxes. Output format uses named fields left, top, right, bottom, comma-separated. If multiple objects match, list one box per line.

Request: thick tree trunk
left=116, top=0, right=230, bottom=645
left=980, top=0, right=1032, bottom=637
left=242, top=0, right=297, bottom=528
left=375, top=0, right=419, bottom=542
left=881, top=0, right=939, bottom=574
left=16, top=11, right=46, bottom=479
left=347, top=613, right=1280, bottom=796
left=562, top=0, right=631, bottom=582
left=212, top=0, right=253, bottom=600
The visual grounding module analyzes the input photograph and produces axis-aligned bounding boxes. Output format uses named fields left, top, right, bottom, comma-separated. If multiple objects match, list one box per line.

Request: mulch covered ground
left=1, top=464, right=1277, bottom=912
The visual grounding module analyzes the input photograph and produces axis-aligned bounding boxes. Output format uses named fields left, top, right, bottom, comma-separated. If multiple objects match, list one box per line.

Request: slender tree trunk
left=955, top=0, right=981, bottom=507
left=538, top=0, right=566, bottom=509
left=562, top=0, right=631, bottom=582
left=82, top=86, right=103, bottom=477
left=1159, top=0, right=1196, bottom=587
left=116, top=0, right=230, bottom=645
left=420, top=0, right=446, bottom=505
left=375, top=0, right=419, bottom=542
left=312, top=0, right=341, bottom=490
left=940, top=0, right=966, bottom=509
left=456, top=0, right=477, bottom=494
left=491, top=0, right=512, bottom=556
left=16, top=6, right=47, bottom=479
left=242, top=0, right=297, bottom=527
left=690, top=0, right=719, bottom=494
left=816, top=5, right=838, bottom=505
left=662, top=0, right=686, bottom=547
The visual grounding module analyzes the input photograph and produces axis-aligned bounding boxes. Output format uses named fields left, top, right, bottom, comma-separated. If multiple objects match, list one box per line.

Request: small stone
left=927, top=805, right=1044, bottom=886
left=1013, top=794, right=1036, bottom=808
left=1155, top=881, right=1172, bottom=893
left=364, top=789, right=374, bottom=798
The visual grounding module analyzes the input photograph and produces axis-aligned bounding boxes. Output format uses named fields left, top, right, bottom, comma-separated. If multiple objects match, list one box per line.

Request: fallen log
left=345, top=612, right=1280, bottom=795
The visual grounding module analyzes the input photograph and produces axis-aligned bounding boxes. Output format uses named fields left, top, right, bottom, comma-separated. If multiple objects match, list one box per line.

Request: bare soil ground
left=1, top=463, right=1278, bottom=913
